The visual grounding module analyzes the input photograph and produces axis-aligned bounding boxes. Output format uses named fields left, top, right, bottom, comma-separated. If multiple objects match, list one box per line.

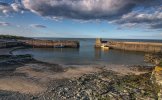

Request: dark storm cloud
left=22, top=0, right=135, bottom=20
left=150, top=23, right=162, bottom=29
left=22, top=0, right=162, bottom=29
left=1, top=0, right=161, bottom=29
left=22, top=0, right=161, bottom=19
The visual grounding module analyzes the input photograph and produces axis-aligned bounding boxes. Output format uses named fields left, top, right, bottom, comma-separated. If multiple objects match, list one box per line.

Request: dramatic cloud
left=0, top=21, right=11, bottom=26
left=11, top=3, right=24, bottom=13
left=22, top=0, right=136, bottom=20
left=22, top=0, right=162, bottom=29
left=0, top=2, right=25, bottom=14
left=1, top=0, right=161, bottom=29
left=0, top=2, right=11, bottom=14
left=149, top=23, right=162, bottom=29
left=111, top=9, right=162, bottom=29
left=30, top=24, right=47, bottom=28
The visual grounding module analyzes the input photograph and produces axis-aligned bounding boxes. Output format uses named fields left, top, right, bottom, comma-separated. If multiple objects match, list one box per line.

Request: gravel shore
left=0, top=49, right=158, bottom=100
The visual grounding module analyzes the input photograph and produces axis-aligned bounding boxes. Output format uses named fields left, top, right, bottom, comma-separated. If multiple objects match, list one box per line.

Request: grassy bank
left=0, top=35, right=29, bottom=40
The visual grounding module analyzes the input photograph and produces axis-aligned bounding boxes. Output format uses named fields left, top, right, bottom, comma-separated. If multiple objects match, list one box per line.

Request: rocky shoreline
left=0, top=46, right=161, bottom=100
left=145, top=52, right=162, bottom=65
left=40, top=71, right=158, bottom=100
left=0, top=70, right=157, bottom=100
left=0, top=53, right=159, bottom=100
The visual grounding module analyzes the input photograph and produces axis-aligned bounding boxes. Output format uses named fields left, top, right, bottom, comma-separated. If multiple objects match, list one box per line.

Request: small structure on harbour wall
left=95, top=38, right=108, bottom=48
left=95, top=38, right=102, bottom=47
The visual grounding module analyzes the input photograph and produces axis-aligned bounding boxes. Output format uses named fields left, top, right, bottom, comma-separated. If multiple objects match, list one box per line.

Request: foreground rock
left=145, top=53, right=162, bottom=65
left=0, top=70, right=158, bottom=100
left=151, top=66, right=162, bottom=99
left=0, top=54, right=158, bottom=100
left=144, top=52, right=162, bottom=99
left=39, top=71, right=157, bottom=100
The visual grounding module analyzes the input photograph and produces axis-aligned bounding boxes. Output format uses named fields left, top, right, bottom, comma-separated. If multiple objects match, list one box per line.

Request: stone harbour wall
left=20, top=39, right=80, bottom=48
left=107, top=41, right=162, bottom=53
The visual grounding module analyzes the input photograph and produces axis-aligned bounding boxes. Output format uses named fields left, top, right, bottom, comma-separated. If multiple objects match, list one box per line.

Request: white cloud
left=0, top=2, right=25, bottom=15
left=112, top=9, right=162, bottom=29
left=0, top=22, right=11, bottom=26
left=30, top=24, right=47, bottom=28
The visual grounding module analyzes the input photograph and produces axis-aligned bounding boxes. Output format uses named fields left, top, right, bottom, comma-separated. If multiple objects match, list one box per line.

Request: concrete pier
left=20, top=39, right=80, bottom=48
left=95, top=38, right=162, bottom=52
left=108, top=41, right=162, bottom=52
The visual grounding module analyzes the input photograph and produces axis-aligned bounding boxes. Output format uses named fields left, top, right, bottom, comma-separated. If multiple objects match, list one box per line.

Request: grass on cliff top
left=0, top=35, right=30, bottom=40
left=159, top=62, right=162, bottom=67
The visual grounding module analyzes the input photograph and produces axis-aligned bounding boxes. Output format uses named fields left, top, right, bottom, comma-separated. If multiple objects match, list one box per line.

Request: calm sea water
left=13, top=38, right=162, bottom=65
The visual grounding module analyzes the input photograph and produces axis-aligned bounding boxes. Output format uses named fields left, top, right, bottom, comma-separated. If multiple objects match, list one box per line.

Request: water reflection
left=13, top=38, right=148, bottom=65
left=95, top=48, right=110, bottom=60
left=33, top=48, right=80, bottom=53
left=94, top=48, right=101, bottom=59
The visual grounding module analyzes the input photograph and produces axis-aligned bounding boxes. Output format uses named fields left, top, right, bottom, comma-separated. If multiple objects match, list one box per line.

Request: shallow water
left=13, top=38, right=162, bottom=65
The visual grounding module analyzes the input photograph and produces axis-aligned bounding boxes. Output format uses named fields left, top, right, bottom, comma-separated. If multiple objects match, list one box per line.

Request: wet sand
left=0, top=62, right=152, bottom=95
left=0, top=63, right=101, bottom=94
left=0, top=48, right=157, bottom=99
left=0, top=48, right=12, bottom=55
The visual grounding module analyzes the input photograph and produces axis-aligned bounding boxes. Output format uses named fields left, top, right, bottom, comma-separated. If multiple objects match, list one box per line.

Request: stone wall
left=20, top=39, right=80, bottom=48
left=107, top=41, right=162, bottom=52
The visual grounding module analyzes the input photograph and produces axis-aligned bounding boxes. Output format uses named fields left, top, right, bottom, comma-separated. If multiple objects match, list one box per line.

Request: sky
left=0, top=0, right=162, bottom=39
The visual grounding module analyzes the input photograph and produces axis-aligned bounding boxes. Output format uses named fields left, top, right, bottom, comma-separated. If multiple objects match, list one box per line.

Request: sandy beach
left=0, top=47, right=159, bottom=100
left=0, top=54, right=157, bottom=99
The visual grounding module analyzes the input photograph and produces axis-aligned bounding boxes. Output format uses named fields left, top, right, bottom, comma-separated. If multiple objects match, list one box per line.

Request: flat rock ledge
left=151, top=66, right=162, bottom=99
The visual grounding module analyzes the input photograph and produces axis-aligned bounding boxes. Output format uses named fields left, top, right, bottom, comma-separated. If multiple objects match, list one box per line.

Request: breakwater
left=108, top=41, right=162, bottom=52
left=95, top=38, right=162, bottom=52
left=20, top=39, right=80, bottom=48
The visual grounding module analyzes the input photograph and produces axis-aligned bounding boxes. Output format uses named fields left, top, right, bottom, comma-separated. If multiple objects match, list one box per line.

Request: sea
left=13, top=38, right=162, bottom=65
